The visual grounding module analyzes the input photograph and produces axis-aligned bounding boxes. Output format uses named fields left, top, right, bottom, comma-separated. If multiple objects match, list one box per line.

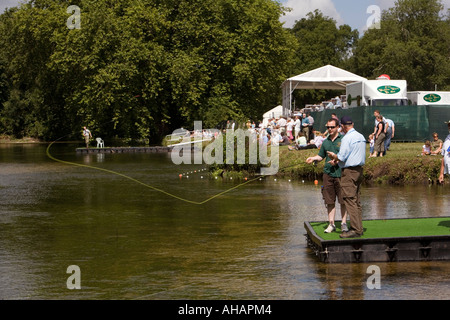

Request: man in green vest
left=306, top=118, right=348, bottom=233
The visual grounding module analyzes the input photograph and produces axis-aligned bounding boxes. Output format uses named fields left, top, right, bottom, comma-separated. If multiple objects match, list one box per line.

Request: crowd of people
left=235, top=112, right=322, bottom=149
left=223, top=112, right=450, bottom=240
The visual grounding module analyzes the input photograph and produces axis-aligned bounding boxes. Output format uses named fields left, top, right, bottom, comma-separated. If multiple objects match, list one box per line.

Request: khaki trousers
left=302, top=126, right=310, bottom=142
left=340, top=166, right=364, bottom=234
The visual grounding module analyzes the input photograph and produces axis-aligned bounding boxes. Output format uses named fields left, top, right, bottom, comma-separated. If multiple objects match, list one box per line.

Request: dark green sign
left=423, top=94, right=441, bottom=103
left=377, top=85, right=401, bottom=94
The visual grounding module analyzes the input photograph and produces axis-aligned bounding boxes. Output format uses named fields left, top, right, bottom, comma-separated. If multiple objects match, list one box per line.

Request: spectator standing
left=334, top=96, right=342, bottom=109
left=277, top=116, right=287, bottom=134
left=294, top=115, right=301, bottom=140
left=384, top=118, right=395, bottom=154
left=286, top=118, right=294, bottom=141
left=370, top=115, right=386, bottom=158
left=372, top=110, right=388, bottom=136
left=307, top=113, right=315, bottom=140
left=301, top=114, right=310, bottom=142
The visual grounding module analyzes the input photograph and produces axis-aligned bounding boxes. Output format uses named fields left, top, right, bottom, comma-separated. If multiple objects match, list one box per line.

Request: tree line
left=0, top=0, right=449, bottom=142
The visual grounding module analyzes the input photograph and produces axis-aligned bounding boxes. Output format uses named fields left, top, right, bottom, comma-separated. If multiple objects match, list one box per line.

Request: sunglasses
left=326, top=126, right=337, bottom=129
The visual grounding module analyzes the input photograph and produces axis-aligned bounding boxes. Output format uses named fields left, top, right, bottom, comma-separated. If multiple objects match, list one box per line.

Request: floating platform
left=76, top=146, right=173, bottom=154
left=305, top=217, right=450, bottom=263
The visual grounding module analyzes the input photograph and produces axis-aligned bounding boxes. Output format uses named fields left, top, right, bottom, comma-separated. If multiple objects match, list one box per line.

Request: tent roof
left=263, top=105, right=286, bottom=119
left=283, top=65, right=367, bottom=90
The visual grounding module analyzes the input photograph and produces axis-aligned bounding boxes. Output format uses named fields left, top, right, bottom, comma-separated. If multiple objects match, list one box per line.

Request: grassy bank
left=1, top=135, right=444, bottom=185
left=0, top=135, right=43, bottom=143
left=277, top=142, right=443, bottom=185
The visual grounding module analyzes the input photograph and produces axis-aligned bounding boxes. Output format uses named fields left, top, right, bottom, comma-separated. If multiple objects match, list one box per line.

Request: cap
left=445, top=120, right=450, bottom=124
left=340, top=116, right=353, bottom=125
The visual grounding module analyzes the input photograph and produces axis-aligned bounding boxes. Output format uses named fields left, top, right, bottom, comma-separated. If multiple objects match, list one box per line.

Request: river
left=0, top=143, right=449, bottom=300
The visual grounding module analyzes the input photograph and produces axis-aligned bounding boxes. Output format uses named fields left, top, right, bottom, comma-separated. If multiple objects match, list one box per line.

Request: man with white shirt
left=334, top=96, right=342, bottom=109
left=384, top=118, right=395, bottom=154
left=293, top=115, right=301, bottom=140
left=277, top=116, right=287, bottom=133
left=438, top=120, right=450, bottom=184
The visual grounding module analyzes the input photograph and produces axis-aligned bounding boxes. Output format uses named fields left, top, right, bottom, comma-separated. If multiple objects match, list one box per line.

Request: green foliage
left=207, top=132, right=264, bottom=175
left=289, top=9, right=359, bottom=106
left=0, top=0, right=448, bottom=142
left=350, top=0, right=450, bottom=90
left=0, top=0, right=295, bottom=141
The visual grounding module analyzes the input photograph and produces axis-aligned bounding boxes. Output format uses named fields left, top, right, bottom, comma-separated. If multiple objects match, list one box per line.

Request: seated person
left=312, top=133, right=326, bottom=149
left=422, top=140, right=432, bottom=155
left=289, top=133, right=312, bottom=150
left=431, top=133, right=443, bottom=155
left=279, top=131, right=290, bottom=146
left=326, top=99, right=335, bottom=109
left=272, top=131, right=290, bottom=146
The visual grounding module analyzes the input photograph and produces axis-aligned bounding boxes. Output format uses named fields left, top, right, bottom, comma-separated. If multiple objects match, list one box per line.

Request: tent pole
left=289, top=80, right=292, bottom=115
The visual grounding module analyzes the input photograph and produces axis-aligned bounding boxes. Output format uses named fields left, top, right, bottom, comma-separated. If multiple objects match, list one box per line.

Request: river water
left=0, top=143, right=449, bottom=300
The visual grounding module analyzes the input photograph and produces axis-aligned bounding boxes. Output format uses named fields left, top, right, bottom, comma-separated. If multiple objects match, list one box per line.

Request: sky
left=1, top=0, right=449, bottom=35
left=279, top=0, right=450, bottom=33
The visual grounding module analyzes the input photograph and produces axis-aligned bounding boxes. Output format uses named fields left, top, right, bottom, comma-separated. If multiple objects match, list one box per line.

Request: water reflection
left=363, top=184, right=450, bottom=220
left=0, top=143, right=449, bottom=299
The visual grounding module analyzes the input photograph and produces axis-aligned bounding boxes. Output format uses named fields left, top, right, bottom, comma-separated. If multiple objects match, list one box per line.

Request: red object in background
left=377, top=74, right=390, bottom=80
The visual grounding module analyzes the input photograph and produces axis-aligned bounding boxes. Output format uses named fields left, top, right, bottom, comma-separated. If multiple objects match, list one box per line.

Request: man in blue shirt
left=327, top=116, right=366, bottom=238
left=301, top=113, right=310, bottom=142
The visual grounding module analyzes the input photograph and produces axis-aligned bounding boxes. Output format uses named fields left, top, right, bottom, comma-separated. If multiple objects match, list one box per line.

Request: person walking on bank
left=327, top=116, right=366, bottom=238
left=306, top=118, right=348, bottom=233
left=83, top=126, right=92, bottom=148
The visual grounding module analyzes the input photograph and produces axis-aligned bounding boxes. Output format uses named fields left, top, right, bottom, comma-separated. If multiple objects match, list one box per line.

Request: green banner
left=310, top=105, right=450, bottom=141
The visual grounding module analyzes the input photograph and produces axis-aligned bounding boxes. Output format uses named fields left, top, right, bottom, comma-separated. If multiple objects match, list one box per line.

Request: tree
left=351, top=0, right=450, bottom=91
left=0, top=0, right=296, bottom=141
left=289, top=10, right=359, bottom=107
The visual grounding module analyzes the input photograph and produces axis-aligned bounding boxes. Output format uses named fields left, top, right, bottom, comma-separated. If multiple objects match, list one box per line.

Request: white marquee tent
left=262, top=105, right=285, bottom=126
left=281, top=65, right=367, bottom=112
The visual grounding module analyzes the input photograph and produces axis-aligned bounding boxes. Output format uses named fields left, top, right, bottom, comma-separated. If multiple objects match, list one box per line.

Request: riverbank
left=1, top=136, right=444, bottom=184
left=277, top=142, right=443, bottom=185
left=0, top=135, right=43, bottom=143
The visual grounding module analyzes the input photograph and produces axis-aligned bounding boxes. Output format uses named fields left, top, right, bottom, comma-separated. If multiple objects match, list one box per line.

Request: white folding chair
left=96, top=137, right=104, bottom=148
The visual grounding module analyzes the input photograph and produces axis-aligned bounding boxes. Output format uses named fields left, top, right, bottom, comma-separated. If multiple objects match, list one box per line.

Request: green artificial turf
left=310, top=217, right=450, bottom=241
